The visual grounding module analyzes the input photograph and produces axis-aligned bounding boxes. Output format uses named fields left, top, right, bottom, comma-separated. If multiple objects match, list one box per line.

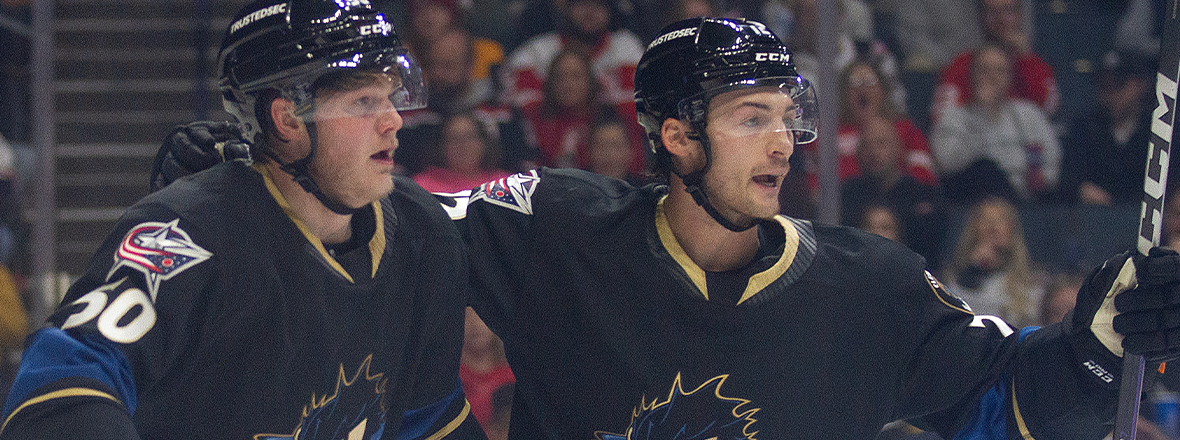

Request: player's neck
left=664, top=179, right=760, bottom=272
left=263, top=161, right=354, bottom=244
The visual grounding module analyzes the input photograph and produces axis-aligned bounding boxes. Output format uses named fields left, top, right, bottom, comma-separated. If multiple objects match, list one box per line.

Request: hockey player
left=152, top=17, right=1180, bottom=440
left=0, top=1, right=485, bottom=439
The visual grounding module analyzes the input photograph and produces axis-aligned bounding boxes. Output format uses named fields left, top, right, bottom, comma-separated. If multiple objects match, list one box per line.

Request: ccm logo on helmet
left=229, top=3, right=288, bottom=34
left=359, top=22, right=392, bottom=36
left=755, top=53, right=790, bottom=62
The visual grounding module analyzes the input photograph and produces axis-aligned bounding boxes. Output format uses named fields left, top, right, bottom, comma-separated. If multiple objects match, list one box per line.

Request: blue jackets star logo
left=108, top=218, right=212, bottom=301
left=470, top=170, right=539, bottom=215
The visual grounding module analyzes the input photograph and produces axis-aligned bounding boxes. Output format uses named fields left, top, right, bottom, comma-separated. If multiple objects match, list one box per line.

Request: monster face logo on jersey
left=255, top=355, right=388, bottom=440
left=595, top=374, right=759, bottom=440
left=108, top=219, right=212, bottom=301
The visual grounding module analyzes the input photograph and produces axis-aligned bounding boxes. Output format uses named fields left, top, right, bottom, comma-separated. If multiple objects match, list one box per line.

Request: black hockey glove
left=149, top=121, right=251, bottom=192
left=1068, top=248, right=1180, bottom=385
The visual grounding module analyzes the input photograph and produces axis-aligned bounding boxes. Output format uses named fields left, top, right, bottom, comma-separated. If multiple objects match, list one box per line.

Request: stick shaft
left=1115, top=3, right=1180, bottom=438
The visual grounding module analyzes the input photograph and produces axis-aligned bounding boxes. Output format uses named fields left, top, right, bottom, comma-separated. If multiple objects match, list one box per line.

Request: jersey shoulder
left=529, top=167, right=661, bottom=216
left=387, top=175, right=462, bottom=240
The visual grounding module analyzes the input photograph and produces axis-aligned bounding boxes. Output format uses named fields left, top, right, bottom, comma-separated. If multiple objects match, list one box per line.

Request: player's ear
left=661, top=118, right=703, bottom=167
left=270, top=98, right=303, bottom=142
left=662, top=118, right=692, bottom=155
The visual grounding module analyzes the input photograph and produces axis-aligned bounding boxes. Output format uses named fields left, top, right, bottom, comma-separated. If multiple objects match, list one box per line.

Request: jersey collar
left=256, top=164, right=386, bottom=282
left=654, top=196, right=815, bottom=305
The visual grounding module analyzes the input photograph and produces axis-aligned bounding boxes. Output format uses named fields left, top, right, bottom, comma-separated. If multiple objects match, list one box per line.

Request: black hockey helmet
left=218, top=0, right=427, bottom=144
left=635, top=17, right=817, bottom=170
left=217, top=0, right=426, bottom=214
left=634, top=17, right=816, bottom=231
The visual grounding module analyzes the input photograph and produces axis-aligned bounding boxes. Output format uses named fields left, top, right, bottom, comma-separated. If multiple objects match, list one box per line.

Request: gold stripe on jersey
left=740, top=215, right=797, bottom=305
left=1, top=387, right=124, bottom=435
left=255, top=165, right=385, bottom=282
left=368, top=200, right=386, bottom=279
left=1010, top=377, right=1035, bottom=439
left=424, top=399, right=472, bottom=440
left=655, top=198, right=798, bottom=304
left=655, top=197, right=708, bottom=299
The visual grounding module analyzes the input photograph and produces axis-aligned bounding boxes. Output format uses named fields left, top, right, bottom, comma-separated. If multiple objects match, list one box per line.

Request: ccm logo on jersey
left=754, top=52, right=789, bottom=62
left=108, top=219, right=212, bottom=302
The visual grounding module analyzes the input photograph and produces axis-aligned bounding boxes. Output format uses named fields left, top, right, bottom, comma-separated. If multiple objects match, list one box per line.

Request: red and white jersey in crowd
left=500, top=30, right=644, bottom=109
left=932, top=50, right=1059, bottom=123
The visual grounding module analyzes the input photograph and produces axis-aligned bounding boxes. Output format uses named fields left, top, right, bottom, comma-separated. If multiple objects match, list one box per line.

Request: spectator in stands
left=1163, top=182, right=1180, bottom=251
left=892, top=0, right=984, bottom=129
left=629, top=0, right=722, bottom=44
left=402, top=0, right=504, bottom=82
left=840, top=116, right=944, bottom=269
left=944, top=197, right=1046, bottom=328
left=412, top=112, right=512, bottom=194
left=1060, top=50, right=1165, bottom=206
left=396, top=28, right=528, bottom=176
left=670, top=0, right=719, bottom=25
left=483, top=383, right=515, bottom=440
left=500, top=0, right=644, bottom=111
left=1033, top=0, right=1136, bottom=132
left=831, top=59, right=935, bottom=186
left=894, top=1, right=982, bottom=77
left=771, top=0, right=899, bottom=98
left=857, top=203, right=902, bottom=242
left=932, top=0, right=1057, bottom=123
left=931, top=43, right=1060, bottom=204
left=1114, top=0, right=1166, bottom=58
left=423, top=28, right=498, bottom=116
left=519, top=50, right=643, bottom=172
left=0, top=133, right=20, bottom=267
left=1039, top=272, right=1083, bottom=325
left=459, top=307, right=515, bottom=435
left=586, top=115, right=645, bottom=184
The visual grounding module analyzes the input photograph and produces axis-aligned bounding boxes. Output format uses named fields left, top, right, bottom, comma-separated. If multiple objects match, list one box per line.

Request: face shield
left=677, top=76, right=818, bottom=145
left=284, top=47, right=428, bottom=121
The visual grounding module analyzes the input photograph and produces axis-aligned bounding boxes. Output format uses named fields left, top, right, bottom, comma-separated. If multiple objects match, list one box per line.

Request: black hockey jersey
left=1, top=162, right=484, bottom=440
left=450, top=168, right=1119, bottom=440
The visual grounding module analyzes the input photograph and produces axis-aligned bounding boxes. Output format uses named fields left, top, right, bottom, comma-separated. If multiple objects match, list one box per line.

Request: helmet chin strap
left=266, top=121, right=363, bottom=216
left=677, top=131, right=759, bottom=233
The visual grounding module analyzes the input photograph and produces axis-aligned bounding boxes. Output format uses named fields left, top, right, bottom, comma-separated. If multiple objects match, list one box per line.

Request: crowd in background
left=0, top=0, right=1176, bottom=438
left=372, top=0, right=1177, bottom=437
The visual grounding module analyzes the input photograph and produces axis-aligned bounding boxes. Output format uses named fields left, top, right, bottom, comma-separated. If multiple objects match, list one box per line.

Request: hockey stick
left=1115, top=2, right=1180, bottom=438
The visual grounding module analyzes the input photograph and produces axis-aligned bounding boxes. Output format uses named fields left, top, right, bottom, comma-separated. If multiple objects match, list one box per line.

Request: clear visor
left=287, top=48, right=428, bottom=119
left=678, top=76, right=818, bottom=144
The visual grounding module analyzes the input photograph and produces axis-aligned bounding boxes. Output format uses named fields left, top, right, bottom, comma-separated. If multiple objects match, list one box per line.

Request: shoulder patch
left=926, top=271, right=973, bottom=315
left=470, top=170, right=540, bottom=215
left=108, top=219, right=212, bottom=301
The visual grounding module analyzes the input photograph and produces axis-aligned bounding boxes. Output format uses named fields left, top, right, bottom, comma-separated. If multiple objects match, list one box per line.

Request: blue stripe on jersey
left=397, top=380, right=463, bottom=440
left=950, top=326, right=1040, bottom=440
left=2, top=328, right=137, bottom=417
left=950, top=377, right=1008, bottom=440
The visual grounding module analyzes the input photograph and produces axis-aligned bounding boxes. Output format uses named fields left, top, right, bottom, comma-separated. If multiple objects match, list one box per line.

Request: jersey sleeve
left=1, top=204, right=215, bottom=439
left=435, top=170, right=542, bottom=339
left=389, top=181, right=488, bottom=440
left=893, top=265, right=1117, bottom=440
left=397, top=380, right=486, bottom=440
